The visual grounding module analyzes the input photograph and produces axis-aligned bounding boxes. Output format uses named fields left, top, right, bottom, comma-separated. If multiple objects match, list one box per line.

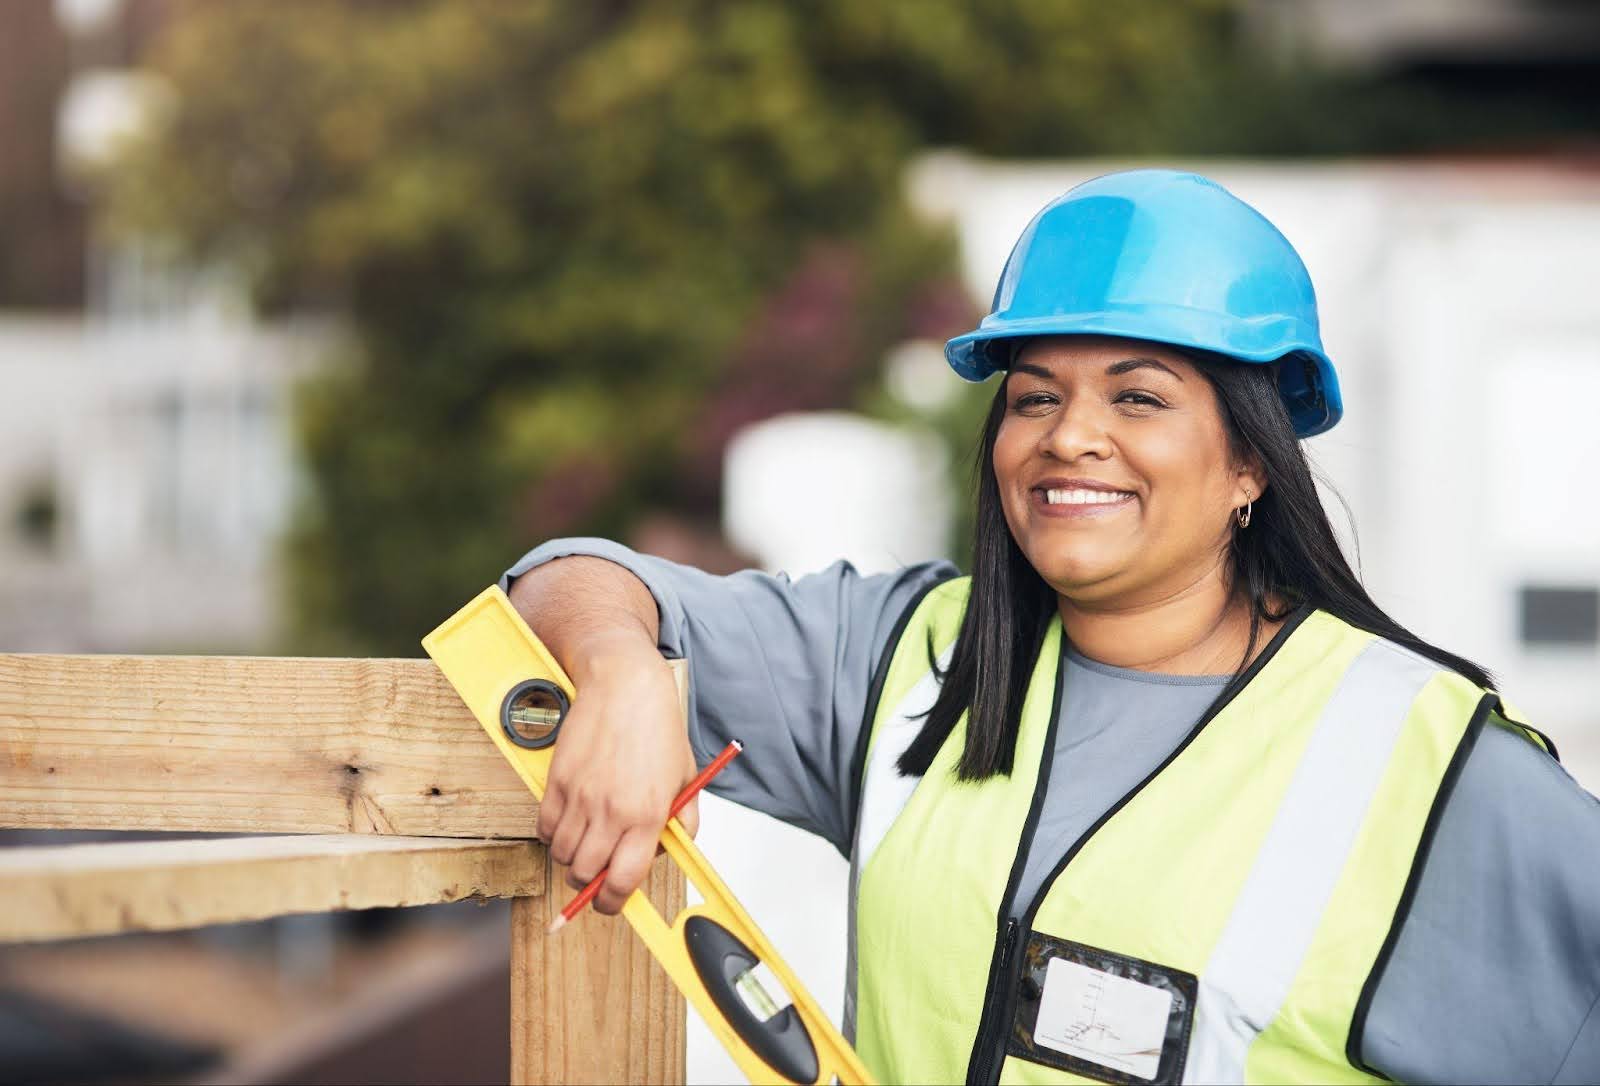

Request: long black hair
left=898, top=347, right=1494, bottom=781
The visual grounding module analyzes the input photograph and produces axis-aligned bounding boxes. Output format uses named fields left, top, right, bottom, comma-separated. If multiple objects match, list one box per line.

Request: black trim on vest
left=1521, top=721, right=1560, bottom=762
left=964, top=622, right=1069, bottom=1086
left=847, top=573, right=959, bottom=836
left=980, top=603, right=1316, bottom=1086
left=1496, top=708, right=1561, bottom=763
left=1345, top=690, right=1494, bottom=1078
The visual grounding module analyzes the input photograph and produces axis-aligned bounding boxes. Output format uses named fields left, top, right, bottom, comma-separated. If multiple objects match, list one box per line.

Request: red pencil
left=547, top=739, right=743, bottom=934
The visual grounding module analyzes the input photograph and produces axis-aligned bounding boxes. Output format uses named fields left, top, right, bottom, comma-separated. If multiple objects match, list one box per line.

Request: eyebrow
left=1010, top=356, right=1185, bottom=381
left=1107, top=357, right=1184, bottom=381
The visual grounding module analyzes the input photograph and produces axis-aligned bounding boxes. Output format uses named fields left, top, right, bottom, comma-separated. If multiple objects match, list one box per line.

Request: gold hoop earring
left=1236, top=499, right=1253, bottom=529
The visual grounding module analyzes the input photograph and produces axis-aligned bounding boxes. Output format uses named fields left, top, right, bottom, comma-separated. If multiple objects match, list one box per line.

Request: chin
left=1026, top=551, right=1126, bottom=598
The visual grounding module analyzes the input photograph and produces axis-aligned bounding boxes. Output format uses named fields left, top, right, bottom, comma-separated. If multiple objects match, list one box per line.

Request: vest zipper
left=967, top=919, right=1019, bottom=1086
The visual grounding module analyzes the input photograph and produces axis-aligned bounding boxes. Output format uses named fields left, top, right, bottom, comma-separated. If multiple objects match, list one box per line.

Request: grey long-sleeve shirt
left=503, top=538, right=1600, bottom=1085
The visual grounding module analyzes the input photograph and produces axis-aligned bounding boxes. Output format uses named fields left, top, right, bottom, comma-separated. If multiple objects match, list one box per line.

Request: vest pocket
left=1006, top=932, right=1196, bottom=1085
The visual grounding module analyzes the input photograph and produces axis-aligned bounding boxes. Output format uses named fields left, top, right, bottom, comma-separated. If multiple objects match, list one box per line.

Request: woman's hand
left=535, top=631, right=700, bottom=915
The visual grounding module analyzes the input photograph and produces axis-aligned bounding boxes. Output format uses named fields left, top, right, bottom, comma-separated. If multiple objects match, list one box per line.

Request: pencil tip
left=546, top=915, right=567, bottom=935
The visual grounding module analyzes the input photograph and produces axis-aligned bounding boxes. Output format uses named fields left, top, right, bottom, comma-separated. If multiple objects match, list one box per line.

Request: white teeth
left=1044, top=488, right=1131, bottom=506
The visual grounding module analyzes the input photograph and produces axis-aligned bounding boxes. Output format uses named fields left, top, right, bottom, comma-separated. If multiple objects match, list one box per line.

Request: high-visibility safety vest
left=852, top=577, right=1548, bottom=1085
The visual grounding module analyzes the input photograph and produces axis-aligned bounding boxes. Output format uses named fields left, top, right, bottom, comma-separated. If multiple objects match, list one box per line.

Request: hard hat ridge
left=944, top=168, right=1342, bottom=437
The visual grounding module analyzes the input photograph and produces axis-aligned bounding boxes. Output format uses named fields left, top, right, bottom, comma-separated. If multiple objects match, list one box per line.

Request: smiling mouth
left=1040, top=487, right=1134, bottom=506
left=1028, top=487, right=1137, bottom=518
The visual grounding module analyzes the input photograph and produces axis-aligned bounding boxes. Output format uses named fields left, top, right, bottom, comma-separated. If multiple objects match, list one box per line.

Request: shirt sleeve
left=1360, top=717, right=1600, bottom=1084
left=501, top=538, right=958, bottom=856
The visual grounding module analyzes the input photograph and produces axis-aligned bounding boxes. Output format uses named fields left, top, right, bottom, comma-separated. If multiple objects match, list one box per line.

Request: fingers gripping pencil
left=549, top=739, right=743, bottom=935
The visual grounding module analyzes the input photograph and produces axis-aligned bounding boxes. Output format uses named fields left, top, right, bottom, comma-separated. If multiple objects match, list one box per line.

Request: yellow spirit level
left=423, top=586, right=875, bottom=1086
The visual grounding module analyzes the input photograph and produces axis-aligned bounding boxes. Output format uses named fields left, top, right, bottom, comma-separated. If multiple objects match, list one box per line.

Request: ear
left=1233, top=450, right=1268, bottom=507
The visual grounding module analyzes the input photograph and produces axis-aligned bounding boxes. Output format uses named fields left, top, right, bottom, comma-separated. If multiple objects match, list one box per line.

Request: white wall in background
left=724, top=411, right=951, bottom=578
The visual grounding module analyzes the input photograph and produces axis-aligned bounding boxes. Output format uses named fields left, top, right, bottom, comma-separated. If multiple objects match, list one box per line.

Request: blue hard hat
left=945, top=169, right=1341, bottom=437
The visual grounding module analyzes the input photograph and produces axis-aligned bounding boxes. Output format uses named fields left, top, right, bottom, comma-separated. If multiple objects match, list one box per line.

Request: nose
left=1039, top=394, right=1113, bottom=462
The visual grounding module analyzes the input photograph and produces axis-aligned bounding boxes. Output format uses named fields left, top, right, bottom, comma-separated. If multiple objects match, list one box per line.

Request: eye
left=1115, top=390, right=1167, bottom=409
left=1011, top=391, right=1057, bottom=413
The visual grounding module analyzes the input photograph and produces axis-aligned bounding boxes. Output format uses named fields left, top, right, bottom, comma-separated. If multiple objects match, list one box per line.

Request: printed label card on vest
left=1036, top=959, right=1169, bottom=1078
left=1008, top=934, right=1196, bottom=1085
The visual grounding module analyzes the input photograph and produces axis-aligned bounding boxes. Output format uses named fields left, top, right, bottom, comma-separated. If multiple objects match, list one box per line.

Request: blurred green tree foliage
left=110, top=0, right=1304, bottom=654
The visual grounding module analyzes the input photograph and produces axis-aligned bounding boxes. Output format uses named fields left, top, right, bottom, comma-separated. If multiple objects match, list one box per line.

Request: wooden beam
left=0, top=654, right=686, bottom=838
left=0, top=834, right=544, bottom=943
left=511, top=854, right=686, bottom=1085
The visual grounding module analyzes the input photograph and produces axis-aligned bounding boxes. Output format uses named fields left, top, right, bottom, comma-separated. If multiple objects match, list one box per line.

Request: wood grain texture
left=1, top=654, right=522, bottom=836
left=0, top=834, right=544, bottom=942
left=511, top=853, right=686, bottom=1085
left=0, top=653, right=688, bottom=838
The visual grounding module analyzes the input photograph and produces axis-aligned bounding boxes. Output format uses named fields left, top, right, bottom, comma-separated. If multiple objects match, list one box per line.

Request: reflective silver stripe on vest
left=856, top=643, right=954, bottom=873
left=1183, top=640, right=1439, bottom=1084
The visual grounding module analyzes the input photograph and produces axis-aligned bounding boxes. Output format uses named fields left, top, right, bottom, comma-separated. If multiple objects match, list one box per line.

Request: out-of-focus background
left=3, top=1, right=1598, bottom=1082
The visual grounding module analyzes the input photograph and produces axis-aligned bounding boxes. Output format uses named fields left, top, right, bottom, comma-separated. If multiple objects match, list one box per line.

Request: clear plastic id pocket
left=1007, top=932, right=1196, bottom=1085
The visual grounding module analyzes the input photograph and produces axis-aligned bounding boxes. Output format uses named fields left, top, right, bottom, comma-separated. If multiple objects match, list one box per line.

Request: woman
left=504, top=170, right=1600, bottom=1084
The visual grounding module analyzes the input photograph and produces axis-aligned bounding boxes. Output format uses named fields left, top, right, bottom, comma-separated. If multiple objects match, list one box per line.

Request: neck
left=1057, top=560, right=1276, bottom=675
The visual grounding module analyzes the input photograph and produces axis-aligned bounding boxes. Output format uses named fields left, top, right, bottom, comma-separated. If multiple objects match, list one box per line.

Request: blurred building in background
left=1245, top=0, right=1600, bottom=76
left=0, top=317, right=323, bottom=652
left=0, top=0, right=326, bottom=653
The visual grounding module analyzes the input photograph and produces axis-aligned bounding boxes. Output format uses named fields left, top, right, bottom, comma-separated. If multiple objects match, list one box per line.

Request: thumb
left=677, top=794, right=700, bottom=838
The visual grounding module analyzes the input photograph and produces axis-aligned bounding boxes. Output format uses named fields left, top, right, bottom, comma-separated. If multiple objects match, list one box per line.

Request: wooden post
left=510, top=855, right=685, bottom=1084
left=507, top=657, right=691, bottom=1085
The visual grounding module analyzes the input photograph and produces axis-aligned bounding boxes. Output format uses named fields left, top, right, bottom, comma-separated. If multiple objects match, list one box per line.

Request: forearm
left=506, top=555, right=663, bottom=686
left=500, top=538, right=962, bottom=851
left=507, top=554, right=698, bottom=910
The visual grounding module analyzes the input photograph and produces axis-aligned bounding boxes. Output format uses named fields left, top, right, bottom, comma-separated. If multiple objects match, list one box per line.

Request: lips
left=1031, top=476, right=1135, bottom=495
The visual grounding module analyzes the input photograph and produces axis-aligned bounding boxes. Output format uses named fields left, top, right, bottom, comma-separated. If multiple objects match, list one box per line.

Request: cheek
left=1134, top=441, right=1232, bottom=533
left=1106, top=403, right=1189, bottom=477
left=991, top=422, right=1028, bottom=493
left=990, top=424, right=1037, bottom=538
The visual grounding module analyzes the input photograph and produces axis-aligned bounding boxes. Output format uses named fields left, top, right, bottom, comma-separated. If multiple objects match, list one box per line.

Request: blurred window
left=1518, top=585, right=1600, bottom=647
